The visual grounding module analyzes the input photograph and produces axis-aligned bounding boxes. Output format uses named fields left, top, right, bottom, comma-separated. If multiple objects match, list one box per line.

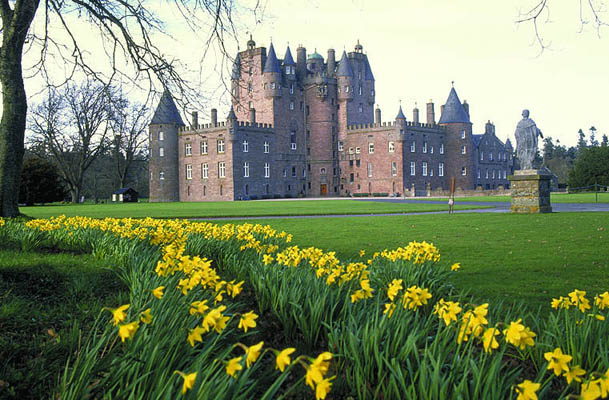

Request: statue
left=515, top=109, right=543, bottom=170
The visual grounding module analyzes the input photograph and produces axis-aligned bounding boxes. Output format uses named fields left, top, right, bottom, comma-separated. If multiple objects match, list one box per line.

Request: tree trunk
left=0, top=0, right=41, bottom=217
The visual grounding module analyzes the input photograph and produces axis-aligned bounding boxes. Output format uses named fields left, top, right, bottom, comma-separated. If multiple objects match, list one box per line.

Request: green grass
left=216, top=212, right=609, bottom=311
left=0, top=248, right=128, bottom=399
left=20, top=199, right=487, bottom=219
left=413, top=192, right=609, bottom=203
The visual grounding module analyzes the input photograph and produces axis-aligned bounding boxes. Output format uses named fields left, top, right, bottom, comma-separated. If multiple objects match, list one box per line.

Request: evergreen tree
left=568, top=146, right=609, bottom=188
left=589, top=126, right=599, bottom=147
left=577, top=129, right=587, bottom=151
left=602, top=134, right=609, bottom=147
left=542, top=136, right=554, bottom=162
left=19, top=156, right=66, bottom=206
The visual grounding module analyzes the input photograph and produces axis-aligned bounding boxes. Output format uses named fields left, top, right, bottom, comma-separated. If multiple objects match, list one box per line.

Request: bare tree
left=109, top=95, right=149, bottom=189
left=29, top=80, right=112, bottom=203
left=0, top=0, right=257, bottom=217
left=516, top=0, right=608, bottom=51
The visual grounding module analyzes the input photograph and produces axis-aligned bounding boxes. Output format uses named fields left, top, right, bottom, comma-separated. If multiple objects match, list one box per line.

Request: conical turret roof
left=232, top=53, right=241, bottom=79
left=226, top=107, right=237, bottom=120
left=364, top=57, right=374, bottom=80
left=283, top=46, right=296, bottom=65
left=396, top=105, right=406, bottom=120
left=336, top=51, right=353, bottom=77
left=438, top=87, right=471, bottom=124
left=151, top=89, right=184, bottom=125
left=263, top=43, right=281, bottom=73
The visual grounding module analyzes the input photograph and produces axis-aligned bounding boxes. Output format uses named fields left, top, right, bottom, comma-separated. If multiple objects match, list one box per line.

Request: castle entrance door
left=320, top=184, right=327, bottom=196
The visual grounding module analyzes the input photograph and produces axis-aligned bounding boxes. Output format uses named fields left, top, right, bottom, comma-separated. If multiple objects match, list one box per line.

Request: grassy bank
left=218, top=212, right=609, bottom=311
left=20, top=199, right=486, bottom=219
left=0, top=248, right=127, bottom=399
left=414, top=192, right=609, bottom=203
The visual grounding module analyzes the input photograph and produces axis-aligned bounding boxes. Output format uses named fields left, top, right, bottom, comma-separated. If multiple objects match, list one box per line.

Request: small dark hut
left=112, top=188, right=139, bottom=203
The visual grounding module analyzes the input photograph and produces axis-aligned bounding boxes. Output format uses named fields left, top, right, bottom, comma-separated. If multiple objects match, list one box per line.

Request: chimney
left=426, top=100, right=435, bottom=125
left=462, top=100, right=469, bottom=117
left=440, top=105, right=445, bottom=116
left=191, top=111, right=198, bottom=128
left=327, top=49, right=336, bottom=76
left=413, top=106, right=419, bottom=123
left=211, top=108, right=218, bottom=126
left=249, top=108, right=256, bottom=123
left=296, top=45, right=306, bottom=79
left=375, top=106, right=381, bottom=124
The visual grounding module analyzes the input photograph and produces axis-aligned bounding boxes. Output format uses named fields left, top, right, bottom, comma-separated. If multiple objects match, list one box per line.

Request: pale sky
left=9, top=0, right=609, bottom=148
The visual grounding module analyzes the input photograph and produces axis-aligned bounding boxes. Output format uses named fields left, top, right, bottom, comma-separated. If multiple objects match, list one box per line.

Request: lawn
left=0, top=248, right=127, bottom=399
left=20, top=199, right=486, bottom=219
left=412, top=192, right=609, bottom=203
left=217, top=212, right=609, bottom=311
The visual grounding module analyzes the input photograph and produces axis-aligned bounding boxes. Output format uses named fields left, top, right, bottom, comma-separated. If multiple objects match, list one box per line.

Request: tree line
left=21, top=80, right=149, bottom=205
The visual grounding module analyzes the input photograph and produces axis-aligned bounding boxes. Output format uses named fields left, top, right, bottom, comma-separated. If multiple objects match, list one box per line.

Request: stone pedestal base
left=508, top=169, right=552, bottom=213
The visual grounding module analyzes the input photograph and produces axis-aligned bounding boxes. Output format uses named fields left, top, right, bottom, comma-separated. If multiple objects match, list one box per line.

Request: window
left=201, top=141, right=208, bottom=155
left=350, top=173, right=354, bottom=183
left=358, top=86, right=363, bottom=95
left=244, top=162, right=249, bottom=178
left=477, top=169, right=481, bottom=179
left=348, top=147, right=354, bottom=155
left=503, top=170, right=507, bottom=179
left=489, top=152, right=493, bottom=161
left=290, top=101, right=294, bottom=111
left=248, top=66, right=253, bottom=75
left=302, top=168, right=306, bottom=178
left=201, top=163, right=208, bottom=179
left=159, top=147, right=164, bottom=157
left=462, top=167, right=467, bottom=176
left=292, top=166, right=296, bottom=177
left=410, top=162, right=416, bottom=176
left=392, top=161, right=397, bottom=176
left=186, top=164, right=192, bottom=180
left=368, top=143, right=374, bottom=154
left=338, top=141, right=344, bottom=151
left=248, top=83, right=252, bottom=93
left=367, top=162, right=372, bottom=177
left=430, top=168, right=434, bottom=177
left=486, top=169, right=489, bottom=179
left=289, top=83, right=294, bottom=94
left=492, top=169, right=496, bottom=179
left=264, top=141, right=269, bottom=153
left=270, top=82, right=276, bottom=89
left=461, top=130, right=466, bottom=139
left=356, top=147, right=361, bottom=154
left=218, top=162, right=226, bottom=178
left=291, top=142, right=297, bottom=150
left=358, top=103, right=363, bottom=113
left=461, top=145, right=467, bottom=154
left=344, top=85, right=350, bottom=93
left=422, top=162, right=428, bottom=176
left=356, top=159, right=361, bottom=167
left=439, top=163, right=444, bottom=177
left=185, top=143, right=192, bottom=156
left=159, top=171, right=165, bottom=180
left=430, top=146, right=434, bottom=154
left=282, top=168, right=287, bottom=177
left=264, top=163, right=270, bottom=178
left=423, top=142, right=428, bottom=153
left=159, top=132, right=164, bottom=141
left=480, top=152, right=484, bottom=161
left=217, top=139, right=225, bottom=153
left=440, top=143, right=444, bottom=154
left=388, top=141, right=395, bottom=152
left=243, top=140, right=248, bottom=152
left=410, top=142, right=416, bottom=152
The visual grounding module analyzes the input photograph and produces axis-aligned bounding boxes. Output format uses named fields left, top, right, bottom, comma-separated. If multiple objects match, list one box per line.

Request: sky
left=8, top=0, right=609, bottom=147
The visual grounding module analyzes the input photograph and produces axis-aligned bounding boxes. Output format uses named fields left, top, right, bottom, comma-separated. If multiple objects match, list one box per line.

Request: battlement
left=346, top=121, right=445, bottom=133
left=237, top=121, right=274, bottom=129
left=179, top=122, right=226, bottom=132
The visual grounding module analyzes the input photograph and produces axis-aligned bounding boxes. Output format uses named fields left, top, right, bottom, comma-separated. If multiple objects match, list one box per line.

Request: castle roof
left=438, top=87, right=471, bottom=124
left=505, top=138, right=513, bottom=149
left=226, top=106, right=237, bottom=120
left=396, top=105, right=406, bottom=120
left=231, top=53, right=241, bottom=79
left=336, top=51, right=353, bottom=77
left=151, top=89, right=184, bottom=125
left=263, top=43, right=281, bottom=73
left=283, top=46, right=296, bottom=65
left=308, top=51, right=323, bottom=60
left=472, top=134, right=483, bottom=147
left=364, top=57, right=374, bottom=80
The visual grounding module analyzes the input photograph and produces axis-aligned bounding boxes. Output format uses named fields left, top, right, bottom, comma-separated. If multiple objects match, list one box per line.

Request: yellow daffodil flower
left=226, top=356, right=243, bottom=378
left=315, top=376, right=334, bottom=400
left=245, top=341, right=264, bottom=367
left=275, top=348, right=296, bottom=372
left=595, top=292, right=609, bottom=310
left=152, top=286, right=165, bottom=299
left=450, top=262, right=461, bottom=271
left=514, top=380, right=540, bottom=400
left=564, top=365, right=586, bottom=384
left=544, top=347, right=572, bottom=376
left=107, top=304, right=130, bottom=326
left=118, top=321, right=139, bottom=342
left=482, top=327, right=500, bottom=353
left=187, top=326, right=206, bottom=347
left=140, top=308, right=153, bottom=324
left=238, top=311, right=258, bottom=333
left=174, top=371, right=197, bottom=395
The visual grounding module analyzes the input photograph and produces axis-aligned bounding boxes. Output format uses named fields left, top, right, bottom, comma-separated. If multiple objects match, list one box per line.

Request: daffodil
left=316, top=377, right=334, bottom=400
left=174, top=371, right=197, bottom=395
left=275, top=347, right=296, bottom=372
left=387, top=279, right=403, bottom=301
left=245, top=341, right=264, bottom=367
left=107, top=304, right=130, bottom=326
left=152, top=286, right=165, bottom=299
left=118, top=321, right=139, bottom=342
left=238, top=311, right=258, bottom=333
left=514, top=380, right=540, bottom=400
left=226, top=356, right=243, bottom=378
left=187, top=326, right=206, bottom=347
left=580, top=381, right=602, bottom=400
left=384, top=303, right=396, bottom=318
left=482, top=327, right=500, bottom=353
left=306, top=352, right=332, bottom=389
left=503, top=319, right=536, bottom=350
left=595, top=292, right=609, bottom=310
left=434, top=299, right=461, bottom=326
left=140, top=308, right=153, bottom=324
left=450, top=262, right=461, bottom=271
left=568, top=289, right=591, bottom=313
left=544, top=347, right=572, bottom=376
left=563, top=365, right=585, bottom=384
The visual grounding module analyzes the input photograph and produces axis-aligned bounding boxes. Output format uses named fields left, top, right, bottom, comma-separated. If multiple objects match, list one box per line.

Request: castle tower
left=263, top=43, right=282, bottom=99
left=149, top=89, right=184, bottom=202
left=336, top=50, right=354, bottom=136
left=283, top=46, right=296, bottom=82
left=439, top=86, right=475, bottom=189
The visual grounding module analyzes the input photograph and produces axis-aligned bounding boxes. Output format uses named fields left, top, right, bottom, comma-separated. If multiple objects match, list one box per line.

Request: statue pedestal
left=508, top=169, right=552, bottom=213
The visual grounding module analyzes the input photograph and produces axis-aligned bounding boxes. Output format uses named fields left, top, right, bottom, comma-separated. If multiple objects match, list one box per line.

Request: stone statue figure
left=515, top=109, right=543, bottom=170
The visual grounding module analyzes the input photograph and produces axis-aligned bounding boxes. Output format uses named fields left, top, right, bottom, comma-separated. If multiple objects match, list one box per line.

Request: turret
left=149, top=89, right=184, bottom=202
left=336, top=51, right=353, bottom=101
left=395, top=105, right=406, bottom=130
left=231, top=53, right=241, bottom=101
left=226, top=106, right=237, bottom=129
left=327, top=48, right=336, bottom=76
left=296, top=45, right=306, bottom=80
left=375, top=105, right=381, bottom=124
left=413, top=104, right=420, bottom=123
left=246, top=34, right=256, bottom=51
left=306, top=50, right=324, bottom=73
left=263, top=43, right=282, bottom=98
left=426, top=100, right=435, bottom=125
left=283, top=46, right=296, bottom=81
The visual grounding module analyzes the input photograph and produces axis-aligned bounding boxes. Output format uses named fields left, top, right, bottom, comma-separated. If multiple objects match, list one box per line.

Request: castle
left=148, top=38, right=515, bottom=201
